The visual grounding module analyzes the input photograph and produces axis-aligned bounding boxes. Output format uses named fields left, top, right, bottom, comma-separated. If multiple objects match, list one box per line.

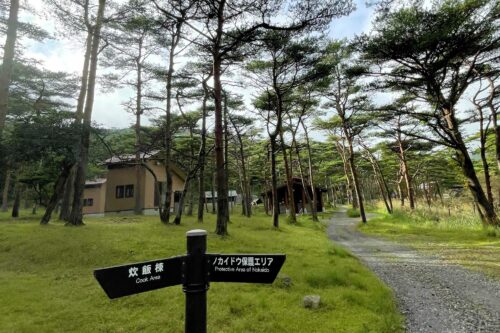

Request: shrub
left=347, top=208, right=361, bottom=218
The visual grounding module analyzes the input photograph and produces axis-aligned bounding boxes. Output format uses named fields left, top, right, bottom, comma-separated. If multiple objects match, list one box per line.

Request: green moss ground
left=0, top=210, right=402, bottom=332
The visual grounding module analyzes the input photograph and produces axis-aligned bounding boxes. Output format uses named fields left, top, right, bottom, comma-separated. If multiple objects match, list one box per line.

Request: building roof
left=103, top=150, right=161, bottom=164
left=85, top=178, right=107, bottom=186
left=103, top=150, right=186, bottom=181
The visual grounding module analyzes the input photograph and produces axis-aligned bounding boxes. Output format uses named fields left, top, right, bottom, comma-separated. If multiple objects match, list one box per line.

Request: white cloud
left=92, top=91, right=134, bottom=128
left=329, top=0, right=374, bottom=39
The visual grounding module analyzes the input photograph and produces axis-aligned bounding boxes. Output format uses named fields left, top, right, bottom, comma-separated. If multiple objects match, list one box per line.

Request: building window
left=83, top=198, right=94, bottom=206
left=116, top=185, right=134, bottom=198
left=125, top=184, right=134, bottom=198
left=116, top=185, right=124, bottom=198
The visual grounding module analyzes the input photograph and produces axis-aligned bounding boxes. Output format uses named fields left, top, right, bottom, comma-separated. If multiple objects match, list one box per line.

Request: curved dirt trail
left=326, top=210, right=500, bottom=333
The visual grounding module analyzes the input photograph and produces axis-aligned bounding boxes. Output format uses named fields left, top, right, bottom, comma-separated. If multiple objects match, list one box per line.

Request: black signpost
left=94, top=229, right=286, bottom=333
left=94, top=255, right=184, bottom=299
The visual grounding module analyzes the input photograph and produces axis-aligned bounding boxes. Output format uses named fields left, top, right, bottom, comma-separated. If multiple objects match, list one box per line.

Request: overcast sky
left=19, top=1, right=374, bottom=129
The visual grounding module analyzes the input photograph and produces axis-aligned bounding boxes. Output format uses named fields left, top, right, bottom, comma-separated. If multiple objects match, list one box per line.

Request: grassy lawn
left=359, top=209, right=500, bottom=279
left=0, top=209, right=402, bottom=333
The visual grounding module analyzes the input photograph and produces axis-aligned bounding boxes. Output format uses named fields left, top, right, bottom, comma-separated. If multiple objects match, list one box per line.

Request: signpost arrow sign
left=207, top=254, right=286, bottom=283
left=94, top=229, right=286, bottom=333
left=94, top=255, right=184, bottom=299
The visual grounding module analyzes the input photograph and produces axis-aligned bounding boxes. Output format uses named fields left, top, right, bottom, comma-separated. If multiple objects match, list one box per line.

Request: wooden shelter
left=263, top=178, right=326, bottom=214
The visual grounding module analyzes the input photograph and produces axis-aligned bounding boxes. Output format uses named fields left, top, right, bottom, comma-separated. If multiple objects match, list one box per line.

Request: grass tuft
left=327, top=244, right=353, bottom=258
left=484, top=226, right=500, bottom=238
left=306, top=270, right=349, bottom=288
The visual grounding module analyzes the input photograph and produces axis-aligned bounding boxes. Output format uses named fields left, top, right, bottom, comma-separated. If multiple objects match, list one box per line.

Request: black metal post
left=184, top=229, right=208, bottom=333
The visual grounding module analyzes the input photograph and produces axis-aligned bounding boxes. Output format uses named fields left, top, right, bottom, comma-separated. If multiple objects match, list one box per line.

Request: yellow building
left=83, top=152, right=186, bottom=216
left=82, top=179, right=107, bottom=216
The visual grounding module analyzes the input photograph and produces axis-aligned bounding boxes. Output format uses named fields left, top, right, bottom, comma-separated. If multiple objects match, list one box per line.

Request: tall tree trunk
left=75, top=30, right=93, bottom=123
left=456, top=144, right=499, bottom=226
left=41, top=164, right=72, bottom=224
left=197, top=77, right=210, bottom=222
left=331, top=182, right=337, bottom=207
left=360, top=142, right=393, bottom=213
left=174, top=97, right=197, bottom=223
left=198, top=175, right=206, bottom=220
left=380, top=169, right=393, bottom=212
left=324, top=179, right=330, bottom=202
left=231, top=118, right=252, bottom=218
left=243, top=178, right=252, bottom=218
left=367, top=153, right=392, bottom=213
left=141, top=161, right=164, bottom=217
left=426, top=184, right=432, bottom=208
left=443, top=104, right=499, bottom=226
left=0, top=0, right=19, bottom=135
left=237, top=163, right=246, bottom=216
left=400, top=150, right=415, bottom=209
left=263, top=190, right=269, bottom=215
left=59, top=167, right=75, bottom=220
left=292, top=132, right=314, bottom=216
left=263, top=165, right=270, bottom=216
left=477, top=100, right=494, bottom=205
left=223, top=91, right=231, bottom=221
left=278, top=129, right=296, bottom=223
left=213, top=51, right=229, bottom=235
left=173, top=176, right=193, bottom=225
left=336, top=140, right=355, bottom=207
left=491, top=106, right=500, bottom=172
left=11, top=182, right=20, bottom=218
left=301, top=120, right=319, bottom=221
left=376, top=164, right=393, bottom=212
left=435, top=181, right=444, bottom=206
left=347, top=137, right=367, bottom=223
left=60, top=31, right=93, bottom=221
left=397, top=127, right=415, bottom=209
left=211, top=163, right=216, bottom=214
left=211, top=172, right=216, bottom=213
left=270, top=135, right=279, bottom=227
left=485, top=78, right=500, bottom=171
left=268, top=62, right=286, bottom=227
left=236, top=143, right=250, bottom=217
left=67, top=0, right=106, bottom=226
left=187, top=181, right=194, bottom=216
left=1, top=170, right=11, bottom=212
left=134, top=47, right=143, bottom=215
left=397, top=174, right=405, bottom=207
left=244, top=169, right=252, bottom=218
left=212, top=0, right=231, bottom=235
left=481, top=135, right=494, bottom=206
left=161, top=30, right=179, bottom=224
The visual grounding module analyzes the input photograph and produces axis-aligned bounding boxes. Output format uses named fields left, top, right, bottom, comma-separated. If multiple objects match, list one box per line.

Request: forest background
left=0, top=0, right=499, bottom=234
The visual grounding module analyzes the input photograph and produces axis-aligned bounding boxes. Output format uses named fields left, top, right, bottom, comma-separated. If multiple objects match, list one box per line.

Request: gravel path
left=326, top=210, right=500, bottom=333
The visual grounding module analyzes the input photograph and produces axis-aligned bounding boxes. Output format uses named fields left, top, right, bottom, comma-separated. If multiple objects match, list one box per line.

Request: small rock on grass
left=274, top=275, right=293, bottom=288
left=303, top=295, right=321, bottom=309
